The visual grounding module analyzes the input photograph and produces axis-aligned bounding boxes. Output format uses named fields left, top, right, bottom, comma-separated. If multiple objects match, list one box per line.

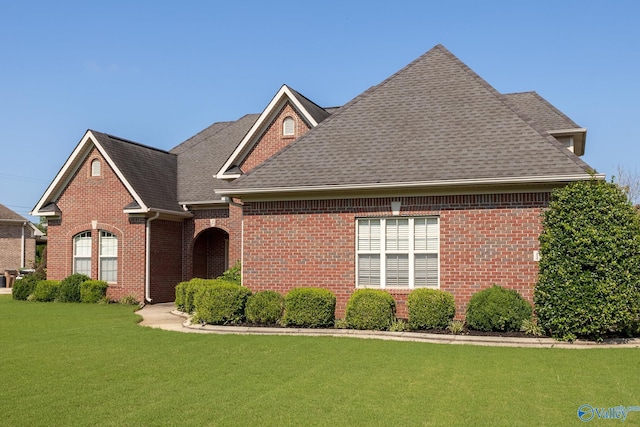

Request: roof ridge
left=232, top=46, right=451, bottom=184
left=171, top=119, right=239, bottom=153
left=89, top=130, right=172, bottom=155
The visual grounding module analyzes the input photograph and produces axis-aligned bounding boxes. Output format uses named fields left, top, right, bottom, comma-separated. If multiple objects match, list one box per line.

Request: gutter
left=215, top=174, right=605, bottom=196
left=145, top=212, right=160, bottom=303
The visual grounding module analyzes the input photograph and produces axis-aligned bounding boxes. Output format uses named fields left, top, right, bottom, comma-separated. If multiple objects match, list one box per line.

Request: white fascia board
left=31, top=131, right=95, bottom=215
left=32, top=130, right=149, bottom=215
left=215, top=174, right=605, bottom=196
left=548, top=128, right=587, bottom=135
left=216, top=85, right=319, bottom=179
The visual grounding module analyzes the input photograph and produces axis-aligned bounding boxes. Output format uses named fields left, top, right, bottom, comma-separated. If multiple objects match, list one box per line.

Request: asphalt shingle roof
left=90, top=131, right=182, bottom=213
left=229, top=45, right=593, bottom=192
left=0, top=203, right=26, bottom=221
left=502, top=91, right=581, bottom=132
left=171, top=114, right=259, bottom=203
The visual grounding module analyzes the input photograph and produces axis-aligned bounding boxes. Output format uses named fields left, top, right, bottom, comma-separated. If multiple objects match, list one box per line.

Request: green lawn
left=0, top=295, right=638, bottom=426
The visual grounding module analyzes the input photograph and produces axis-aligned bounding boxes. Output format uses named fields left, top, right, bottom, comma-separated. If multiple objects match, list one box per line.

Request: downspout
left=145, top=212, right=160, bottom=303
left=221, top=197, right=244, bottom=285
left=21, top=222, right=26, bottom=269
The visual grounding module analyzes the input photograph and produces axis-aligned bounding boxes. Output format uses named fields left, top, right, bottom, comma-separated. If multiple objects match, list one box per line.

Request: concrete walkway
left=137, top=303, right=640, bottom=349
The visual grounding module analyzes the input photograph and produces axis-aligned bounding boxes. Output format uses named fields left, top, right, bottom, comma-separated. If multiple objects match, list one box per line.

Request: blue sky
left=1, top=1, right=639, bottom=220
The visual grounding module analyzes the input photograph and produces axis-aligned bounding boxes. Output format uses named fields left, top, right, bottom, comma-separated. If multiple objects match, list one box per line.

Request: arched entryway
left=192, top=228, right=229, bottom=279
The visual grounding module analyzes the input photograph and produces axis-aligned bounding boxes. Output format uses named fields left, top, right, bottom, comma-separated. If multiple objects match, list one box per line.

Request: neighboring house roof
left=32, top=130, right=189, bottom=217
left=0, top=203, right=43, bottom=236
left=170, top=114, right=259, bottom=204
left=218, top=45, right=598, bottom=197
left=0, top=203, right=27, bottom=222
left=217, top=85, right=331, bottom=179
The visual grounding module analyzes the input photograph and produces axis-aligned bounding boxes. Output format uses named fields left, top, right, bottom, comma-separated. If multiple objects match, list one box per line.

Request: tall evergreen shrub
left=57, top=273, right=90, bottom=303
left=535, top=179, right=640, bottom=340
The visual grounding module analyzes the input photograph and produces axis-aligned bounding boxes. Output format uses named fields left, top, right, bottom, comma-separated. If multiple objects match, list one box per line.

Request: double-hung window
left=99, top=231, right=118, bottom=282
left=73, top=231, right=92, bottom=276
left=357, top=217, right=439, bottom=288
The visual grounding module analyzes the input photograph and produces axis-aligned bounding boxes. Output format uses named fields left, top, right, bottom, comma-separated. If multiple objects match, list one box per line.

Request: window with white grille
left=356, top=217, right=439, bottom=288
left=99, top=231, right=118, bottom=283
left=73, top=231, right=92, bottom=276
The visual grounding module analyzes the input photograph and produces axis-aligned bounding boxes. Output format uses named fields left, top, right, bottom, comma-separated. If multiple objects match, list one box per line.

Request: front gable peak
left=216, top=85, right=330, bottom=180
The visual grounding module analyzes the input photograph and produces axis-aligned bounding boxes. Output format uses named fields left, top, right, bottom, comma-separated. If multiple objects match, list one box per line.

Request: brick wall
left=240, top=102, right=311, bottom=173
left=0, top=224, right=36, bottom=271
left=46, top=148, right=147, bottom=302
left=149, top=219, right=183, bottom=302
left=242, top=193, right=548, bottom=319
left=182, top=204, right=243, bottom=281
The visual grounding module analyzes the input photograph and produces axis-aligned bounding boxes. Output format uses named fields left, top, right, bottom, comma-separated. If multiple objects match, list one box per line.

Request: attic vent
left=283, top=116, right=295, bottom=136
left=91, top=159, right=101, bottom=176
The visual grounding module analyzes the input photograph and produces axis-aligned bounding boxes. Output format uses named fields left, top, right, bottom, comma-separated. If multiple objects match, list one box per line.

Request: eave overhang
left=549, top=128, right=587, bottom=156
left=216, top=174, right=604, bottom=201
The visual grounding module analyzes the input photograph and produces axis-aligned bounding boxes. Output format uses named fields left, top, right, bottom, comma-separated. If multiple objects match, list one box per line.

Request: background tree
left=534, top=179, right=640, bottom=341
left=615, top=165, right=640, bottom=206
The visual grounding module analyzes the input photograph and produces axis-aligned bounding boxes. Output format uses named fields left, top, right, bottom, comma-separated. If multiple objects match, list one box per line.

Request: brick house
left=32, top=45, right=599, bottom=316
left=0, top=203, right=42, bottom=275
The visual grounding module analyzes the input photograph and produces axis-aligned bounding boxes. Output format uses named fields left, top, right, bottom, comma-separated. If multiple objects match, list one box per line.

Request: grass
left=1, top=295, right=638, bottom=426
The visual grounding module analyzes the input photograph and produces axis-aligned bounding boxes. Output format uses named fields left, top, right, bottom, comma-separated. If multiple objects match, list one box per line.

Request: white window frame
left=283, top=116, right=295, bottom=136
left=73, top=231, right=92, bottom=276
left=356, top=217, right=440, bottom=289
left=99, top=231, right=118, bottom=283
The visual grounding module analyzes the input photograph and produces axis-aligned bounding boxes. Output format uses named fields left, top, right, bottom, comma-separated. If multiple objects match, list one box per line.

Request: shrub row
left=13, top=274, right=108, bottom=303
left=179, top=281, right=534, bottom=333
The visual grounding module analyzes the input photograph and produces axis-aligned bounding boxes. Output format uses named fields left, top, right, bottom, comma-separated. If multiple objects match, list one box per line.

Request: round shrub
left=465, top=285, right=532, bottom=332
left=345, top=289, right=396, bottom=330
left=32, top=280, right=61, bottom=302
left=407, top=288, right=455, bottom=330
left=80, top=280, right=108, bottom=303
left=245, top=291, right=284, bottom=325
left=193, top=281, right=251, bottom=325
left=535, top=179, right=640, bottom=341
left=282, top=288, right=336, bottom=328
left=57, top=273, right=90, bottom=303
left=12, top=275, right=39, bottom=301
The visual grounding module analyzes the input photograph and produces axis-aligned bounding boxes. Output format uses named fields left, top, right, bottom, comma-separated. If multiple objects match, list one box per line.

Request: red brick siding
left=0, top=224, right=36, bottom=271
left=149, top=219, right=183, bottom=302
left=242, top=193, right=548, bottom=319
left=182, top=204, right=242, bottom=280
left=240, top=103, right=311, bottom=173
left=46, top=148, right=147, bottom=302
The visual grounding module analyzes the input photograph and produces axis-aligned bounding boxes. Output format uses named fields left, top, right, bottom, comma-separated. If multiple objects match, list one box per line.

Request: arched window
left=283, top=116, right=295, bottom=136
left=91, top=159, right=101, bottom=176
left=73, top=231, right=92, bottom=276
left=99, top=231, right=118, bottom=282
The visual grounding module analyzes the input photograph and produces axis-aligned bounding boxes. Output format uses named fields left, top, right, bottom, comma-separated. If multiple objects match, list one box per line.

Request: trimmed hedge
left=245, top=291, right=284, bottom=325
left=80, top=280, right=108, bottom=303
left=193, top=281, right=251, bottom=325
left=32, top=280, right=61, bottom=302
left=57, top=273, right=90, bottom=303
left=12, top=276, right=39, bottom=301
left=466, top=285, right=532, bottom=332
left=175, top=278, right=218, bottom=313
left=407, top=288, right=455, bottom=330
left=345, top=289, right=396, bottom=330
left=282, top=288, right=336, bottom=328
